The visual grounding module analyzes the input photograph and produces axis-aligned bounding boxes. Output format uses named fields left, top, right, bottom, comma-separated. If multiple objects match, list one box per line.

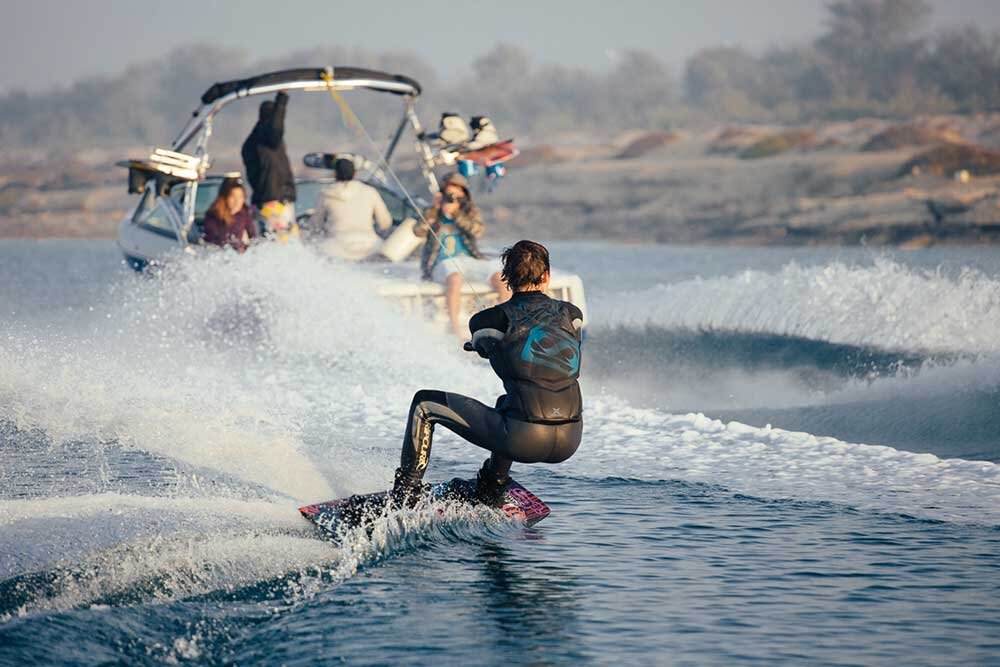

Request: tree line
left=0, top=0, right=997, bottom=150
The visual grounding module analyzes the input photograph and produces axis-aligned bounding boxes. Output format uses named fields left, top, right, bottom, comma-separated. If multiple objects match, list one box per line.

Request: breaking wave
left=590, top=257, right=1000, bottom=354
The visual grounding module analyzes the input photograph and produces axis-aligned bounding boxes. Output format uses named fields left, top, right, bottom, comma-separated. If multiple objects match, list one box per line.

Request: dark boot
left=391, top=467, right=426, bottom=508
left=474, top=459, right=509, bottom=507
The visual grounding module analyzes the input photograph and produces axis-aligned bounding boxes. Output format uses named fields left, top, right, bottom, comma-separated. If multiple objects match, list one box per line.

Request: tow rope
left=319, top=67, right=489, bottom=311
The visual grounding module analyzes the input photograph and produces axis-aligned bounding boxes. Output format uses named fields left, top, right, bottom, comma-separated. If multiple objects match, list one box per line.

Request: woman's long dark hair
left=207, top=178, right=245, bottom=226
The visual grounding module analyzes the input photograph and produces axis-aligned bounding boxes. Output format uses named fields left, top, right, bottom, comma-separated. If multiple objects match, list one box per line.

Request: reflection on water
left=476, top=542, right=585, bottom=658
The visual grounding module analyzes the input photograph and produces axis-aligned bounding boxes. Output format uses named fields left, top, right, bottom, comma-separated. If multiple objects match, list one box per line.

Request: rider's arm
left=468, top=306, right=507, bottom=357
left=568, top=303, right=584, bottom=337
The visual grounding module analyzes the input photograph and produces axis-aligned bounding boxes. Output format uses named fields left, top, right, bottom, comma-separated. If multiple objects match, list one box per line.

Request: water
left=1, top=239, right=999, bottom=666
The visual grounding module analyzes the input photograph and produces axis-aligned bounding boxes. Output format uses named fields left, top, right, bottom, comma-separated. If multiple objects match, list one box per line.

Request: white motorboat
left=115, top=66, right=587, bottom=326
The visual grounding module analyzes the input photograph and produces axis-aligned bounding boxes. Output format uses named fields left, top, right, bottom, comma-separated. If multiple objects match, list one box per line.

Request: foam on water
left=0, top=493, right=512, bottom=621
left=0, top=243, right=491, bottom=502
left=561, top=397, right=1000, bottom=525
left=0, top=493, right=302, bottom=529
left=0, top=533, right=333, bottom=621
left=0, top=334, right=333, bottom=501
left=592, top=257, right=1000, bottom=354
left=3, top=244, right=998, bottom=518
left=3, top=241, right=1000, bottom=626
left=829, top=352, right=1000, bottom=402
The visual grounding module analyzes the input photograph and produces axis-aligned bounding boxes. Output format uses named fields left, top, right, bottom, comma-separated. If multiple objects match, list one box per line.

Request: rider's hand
left=471, top=337, right=499, bottom=358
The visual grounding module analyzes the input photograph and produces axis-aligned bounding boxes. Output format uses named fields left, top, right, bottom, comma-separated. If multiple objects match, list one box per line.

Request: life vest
left=491, top=294, right=582, bottom=423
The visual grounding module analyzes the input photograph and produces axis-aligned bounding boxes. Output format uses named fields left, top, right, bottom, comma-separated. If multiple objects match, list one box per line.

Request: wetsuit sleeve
left=469, top=304, right=508, bottom=335
left=566, top=303, right=584, bottom=337
left=259, top=92, right=288, bottom=148
left=469, top=305, right=507, bottom=356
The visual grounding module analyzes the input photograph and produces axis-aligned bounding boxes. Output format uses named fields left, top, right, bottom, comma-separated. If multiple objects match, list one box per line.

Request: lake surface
left=1, top=239, right=998, bottom=666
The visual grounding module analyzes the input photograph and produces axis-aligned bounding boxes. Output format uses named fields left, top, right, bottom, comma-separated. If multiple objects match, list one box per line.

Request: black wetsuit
left=396, top=291, right=584, bottom=491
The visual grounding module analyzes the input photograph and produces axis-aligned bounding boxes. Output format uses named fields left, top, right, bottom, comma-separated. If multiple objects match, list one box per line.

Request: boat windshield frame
left=167, top=67, right=429, bottom=239
left=172, top=67, right=420, bottom=155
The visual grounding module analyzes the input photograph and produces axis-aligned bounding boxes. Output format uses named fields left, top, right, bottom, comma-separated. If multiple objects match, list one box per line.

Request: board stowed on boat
left=458, top=139, right=519, bottom=167
left=299, top=477, right=550, bottom=539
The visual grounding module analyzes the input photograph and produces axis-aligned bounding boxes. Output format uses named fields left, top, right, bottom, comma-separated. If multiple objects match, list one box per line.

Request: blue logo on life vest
left=520, top=324, right=580, bottom=376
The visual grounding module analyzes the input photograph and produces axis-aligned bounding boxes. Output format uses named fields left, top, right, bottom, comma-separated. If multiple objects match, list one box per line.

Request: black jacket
left=241, top=92, right=296, bottom=206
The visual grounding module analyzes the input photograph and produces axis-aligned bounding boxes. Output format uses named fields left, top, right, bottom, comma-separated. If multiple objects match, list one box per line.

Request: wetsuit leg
left=549, top=420, right=584, bottom=463
left=395, top=390, right=583, bottom=501
left=487, top=453, right=513, bottom=478
left=397, top=390, right=507, bottom=490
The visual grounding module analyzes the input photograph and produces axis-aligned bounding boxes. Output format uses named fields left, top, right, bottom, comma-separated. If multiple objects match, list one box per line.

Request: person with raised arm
left=241, top=91, right=297, bottom=234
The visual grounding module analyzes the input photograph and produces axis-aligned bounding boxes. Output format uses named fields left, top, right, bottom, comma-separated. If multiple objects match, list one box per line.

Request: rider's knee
left=411, top=389, right=446, bottom=411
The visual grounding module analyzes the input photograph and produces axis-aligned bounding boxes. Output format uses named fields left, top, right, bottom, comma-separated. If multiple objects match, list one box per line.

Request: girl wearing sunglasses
left=414, top=172, right=511, bottom=337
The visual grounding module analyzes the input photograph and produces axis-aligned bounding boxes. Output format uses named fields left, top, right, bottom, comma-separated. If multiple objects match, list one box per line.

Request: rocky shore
left=484, top=114, right=1000, bottom=246
left=3, top=114, right=1000, bottom=246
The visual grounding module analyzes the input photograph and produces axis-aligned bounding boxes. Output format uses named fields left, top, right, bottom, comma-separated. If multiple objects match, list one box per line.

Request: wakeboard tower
left=299, top=477, right=550, bottom=540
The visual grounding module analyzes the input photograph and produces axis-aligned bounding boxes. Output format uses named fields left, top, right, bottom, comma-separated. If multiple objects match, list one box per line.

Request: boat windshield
left=169, top=178, right=418, bottom=224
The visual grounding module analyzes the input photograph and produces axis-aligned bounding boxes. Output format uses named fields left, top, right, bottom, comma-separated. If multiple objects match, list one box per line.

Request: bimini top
left=200, top=67, right=422, bottom=105
left=173, top=66, right=422, bottom=152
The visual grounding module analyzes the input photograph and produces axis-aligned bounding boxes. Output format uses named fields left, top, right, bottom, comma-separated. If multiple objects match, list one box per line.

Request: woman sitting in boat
left=203, top=177, right=258, bottom=253
left=414, top=173, right=510, bottom=337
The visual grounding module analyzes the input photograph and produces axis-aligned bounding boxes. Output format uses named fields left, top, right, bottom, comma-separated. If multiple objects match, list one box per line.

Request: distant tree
left=462, top=43, right=534, bottom=128
left=755, top=47, right=836, bottom=110
left=606, top=50, right=677, bottom=127
left=472, top=43, right=532, bottom=90
left=919, top=25, right=1000, bottom=111
left=683, top=46, right=759, bottom=107
left=816, top=0, right=932, bottom=101
left=523, top=63, right=601, bottom=131
left=6, top=14, right=1000, bottom=152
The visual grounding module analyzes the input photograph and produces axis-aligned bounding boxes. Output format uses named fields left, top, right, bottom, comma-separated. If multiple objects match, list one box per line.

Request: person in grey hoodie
left=309, top=158, right=393, bottom=260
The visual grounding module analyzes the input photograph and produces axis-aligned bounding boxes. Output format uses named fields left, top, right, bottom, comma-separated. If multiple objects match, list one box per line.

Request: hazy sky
left=3, top=0, right=999, bottom=94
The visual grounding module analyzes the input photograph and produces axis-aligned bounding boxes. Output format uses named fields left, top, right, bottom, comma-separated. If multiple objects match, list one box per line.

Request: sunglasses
left=442, top=192, right=466, bottom=204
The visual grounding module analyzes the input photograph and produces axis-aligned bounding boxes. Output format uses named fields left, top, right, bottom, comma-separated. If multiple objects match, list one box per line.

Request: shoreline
left=3, top=114, right=1000, bottom=247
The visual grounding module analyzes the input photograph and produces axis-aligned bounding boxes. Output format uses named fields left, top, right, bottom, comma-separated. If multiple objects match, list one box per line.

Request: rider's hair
left=501, top=240, right=550, bottom=291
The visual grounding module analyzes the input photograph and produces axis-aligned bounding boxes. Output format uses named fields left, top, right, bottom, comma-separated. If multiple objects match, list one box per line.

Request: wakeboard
left=458, top=140, right=519, bottom=167
left=299, top=477, right=550, bottom=539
